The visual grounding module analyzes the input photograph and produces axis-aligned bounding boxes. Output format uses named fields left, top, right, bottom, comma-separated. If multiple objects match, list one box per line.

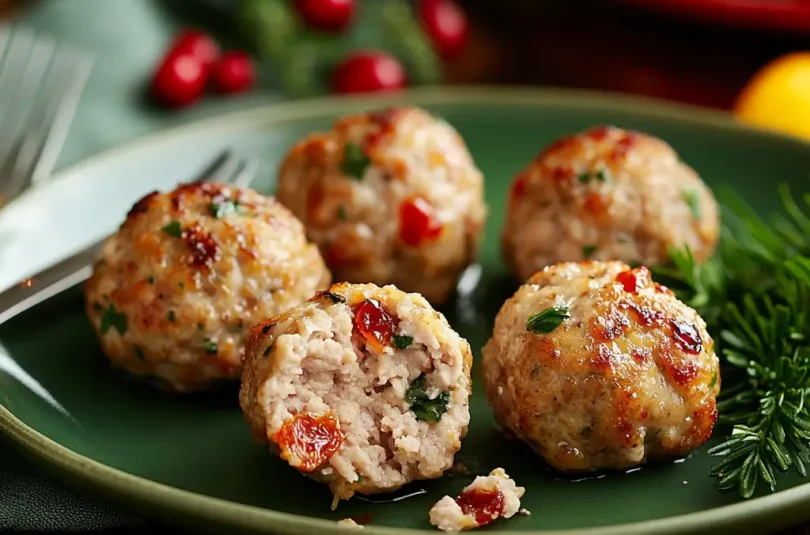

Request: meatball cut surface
left=239, top=282, right=473, bottom=503
left=276, top=106, right=487, bottom=305
left=481, top=261, right=720, bottom=473
left=84, top=182, right=331, bottom=393
left=503, top=125, right=719, bottom=282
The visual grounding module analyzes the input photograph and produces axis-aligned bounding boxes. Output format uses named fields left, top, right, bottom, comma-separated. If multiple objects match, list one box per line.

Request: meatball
left=239, top=282, right=472, bottom=503
left=428, top=468, right=526, bottom=532
left=84, top=182, right=331, bottom=393
left=481, top=261, right=720, bottom=472
left=276, top=106, right=487, bottom=305
left=502, top=125, right=719, bottom=282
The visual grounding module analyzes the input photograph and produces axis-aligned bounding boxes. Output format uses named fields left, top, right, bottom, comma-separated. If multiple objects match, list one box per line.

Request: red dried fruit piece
left=671, top=319, right=703, bottom=354
left=456, top=488, right=505, bottom=527
left=331, top=50, right=407, bottom=94
left=274, top=412, right=344, bottom=472
left=399, top=197, right=443, bottom=246
left=354, top=299, right=396, bottom=352
left=615, top=266, right=651, bottom=294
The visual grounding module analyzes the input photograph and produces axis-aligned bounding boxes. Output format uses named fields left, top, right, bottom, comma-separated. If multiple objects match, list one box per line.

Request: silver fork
left=0, top=149, right=259, bottom=325
left=0, top=26, right=94, bottom=208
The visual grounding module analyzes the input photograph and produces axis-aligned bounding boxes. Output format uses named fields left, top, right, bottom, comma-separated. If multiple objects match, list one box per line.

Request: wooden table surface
left=2, top=0, right=810, bottom=534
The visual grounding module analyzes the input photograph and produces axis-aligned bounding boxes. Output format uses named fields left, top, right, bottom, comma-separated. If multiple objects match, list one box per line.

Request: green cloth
left=0, top=0, right=283, bottom=531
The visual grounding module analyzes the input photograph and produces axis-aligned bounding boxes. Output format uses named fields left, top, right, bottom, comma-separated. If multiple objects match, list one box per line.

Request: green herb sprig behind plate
left=654, top=184, right=810, bottom=498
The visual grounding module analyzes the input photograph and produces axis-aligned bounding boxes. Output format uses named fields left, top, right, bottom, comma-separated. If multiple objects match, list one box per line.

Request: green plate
left=3, top=87, right=810, bottom=535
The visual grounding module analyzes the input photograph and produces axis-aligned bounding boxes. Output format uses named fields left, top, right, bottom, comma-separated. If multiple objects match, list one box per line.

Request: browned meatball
left=84, top=182, right=331, bottom=393
left=503, top=125, right=719, bottom=282
left=276, top=106, right=487, bottom=305
left=482, top=261, right=720, bottom=472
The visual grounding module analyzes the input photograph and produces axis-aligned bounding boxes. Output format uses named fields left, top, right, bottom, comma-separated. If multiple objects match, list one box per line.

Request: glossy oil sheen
left=2, top=91, right=810, bottom=534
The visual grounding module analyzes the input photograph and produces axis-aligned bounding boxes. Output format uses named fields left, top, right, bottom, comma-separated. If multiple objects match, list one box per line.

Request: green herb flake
left=209, top=199, right=240, bottom=218
left=582, top=245, right=597, bottom=259
left=405, top=374, right=450, bottom=423
left=147, top=276, right=155, bottom=285
left=340, top=143, right=371, bottom=180
left=526, top=305, right=571, bottom=334
left=577, top=172, right=590, bottom=184
left=202, top=338, right=217, bottom=355
left=393, top=334, right=413, bottom=349
left=616, top=233, right=632, bottom=244
left=161, top=221, right=183, bottom=238
left=178, top=282, right=185, bottom=289
left=709, top=368, right=717, bottom=388
left=337, top=205, right=348, bottom=220
left=530, top=364, right=542, bottom=379
left=682, top=189, right=701, bottom=219
left=167, top=310, right=176, bottom=322
left=595, top=168, right=610, bottom=182
left=197, top=323, right=205, bottom=331
left=100, top=304, right=127, bottom=335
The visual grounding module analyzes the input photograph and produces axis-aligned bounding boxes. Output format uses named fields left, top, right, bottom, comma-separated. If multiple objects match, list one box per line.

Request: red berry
left=418, top=0, right=469, bottom=61
left=151, top=51, right=206, bottom=108
left=331, top=51, right=407, bottom=94
left=295, top=0, right=355, bottom=32
left=211, top=51, right=256, bottom=94
left=171, top=29, right=220, bottom=69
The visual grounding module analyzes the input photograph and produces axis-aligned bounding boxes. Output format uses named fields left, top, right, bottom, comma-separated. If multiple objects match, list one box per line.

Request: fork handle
left=0, top=241, right=102, bottom=326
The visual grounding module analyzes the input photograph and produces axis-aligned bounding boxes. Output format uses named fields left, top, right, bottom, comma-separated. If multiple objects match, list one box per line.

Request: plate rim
left=3, top=85, right=810, bottom=535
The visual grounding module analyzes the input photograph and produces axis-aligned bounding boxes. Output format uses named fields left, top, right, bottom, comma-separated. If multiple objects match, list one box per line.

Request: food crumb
left=682, top=481, right=688, bottom=485
left=337, top=518, right=363, bottom=528
left=518, top=508, right=531, bottom=516
left=428, top=468, right=524, bottom=532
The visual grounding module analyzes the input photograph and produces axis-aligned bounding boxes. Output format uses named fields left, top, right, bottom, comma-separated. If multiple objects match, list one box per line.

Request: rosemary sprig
left=654, top=185, right=810, bottom=498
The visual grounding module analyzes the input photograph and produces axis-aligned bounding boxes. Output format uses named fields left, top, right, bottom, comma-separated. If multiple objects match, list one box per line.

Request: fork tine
left=231, top=157, right=259, bottom=188
left=0, top=44, right=92, bottom=204
left=0, top=28, right=34, bottom=162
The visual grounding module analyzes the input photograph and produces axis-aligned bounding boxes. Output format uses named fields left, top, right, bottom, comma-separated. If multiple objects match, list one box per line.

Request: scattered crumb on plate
left=428, top=468, right=525, bottom=532
left=518, top=508, right=531, bottom=516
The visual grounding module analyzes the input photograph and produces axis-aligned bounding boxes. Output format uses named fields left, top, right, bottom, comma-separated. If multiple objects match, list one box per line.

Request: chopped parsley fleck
left=709, top=368, right=718, bottom=388
left=100, top=304, right=127, bottom=335
left=582, top=245, right=597, bottom=259
left=578, top=168, right=610, bottom=183
left=526, top=305, right=570, bottom=334
left=616, top=233, right=632, bottom=244
left=340, top=143, right=371, bottom=180
left=167, top=310, right=176, bottom=322
left=337, top=205, right=348, bottom=220
left=147, top=276, right=155, bottom=285
left=161, top=221, right=183, bottom=238
left=323, top=291, right=347, bottom=303
left=202, top=338, right=217, bottom=355
left=405, top=374, right=450, bottom=423
left=577, top=172, right=590, bottom=184
left=682, top=189, right=701, bottom=219
left=595, top=168, right=610, bottom=182
left=197, top=323, right=205, bottom=331
left=209, top=199, right=239, bottom=218
left=178, top=282, right=185, bottom=289
left=392, top=334, right=413, bottom=349
left=134, top=347, right=145, bottom=361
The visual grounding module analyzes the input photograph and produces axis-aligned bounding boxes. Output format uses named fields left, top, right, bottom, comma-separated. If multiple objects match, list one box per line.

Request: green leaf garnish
left=595, top=168, right=610, bottom=182
left=100, top=304, right=127, bottom=335
left=582, top=245, right=597, bottom=259
left=577, top=172, right=590, bottom=184
left=405, top=374, right=450, bottom=423
left=650, top=183, right=810, bottom=499
left=393, top=334, right=413, bottom=349
left=209, top=199, right=240, bottom=218
left=161, top=221, right=183, bottom=238
left=202, top=338, right=217, bottom=355
left=682, top=189, right=701, bottom=219
left=526, top=305, right=570, bottom=334
left=340, top=143, right=371, bottom=180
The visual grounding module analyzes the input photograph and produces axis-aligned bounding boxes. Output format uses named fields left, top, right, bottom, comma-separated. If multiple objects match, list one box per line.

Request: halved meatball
left=503, top=125, right=719, bottom=282
left=84, top=182, right=331, bottom=393
left=239, top=282, right=473, bottom=504
left=429, top=468, right=525, bottom=532
left=481, top=261, right=720, bottom=472
left=275, top=106, right=488, bottom=305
